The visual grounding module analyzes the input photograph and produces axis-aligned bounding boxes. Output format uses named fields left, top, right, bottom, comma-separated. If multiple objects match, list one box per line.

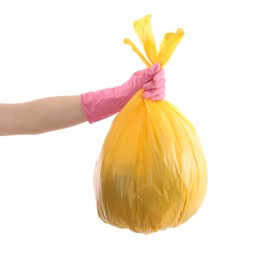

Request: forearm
left=0, top=64, right=165, bottom=135
left=0, top=96, right=87, bottom=136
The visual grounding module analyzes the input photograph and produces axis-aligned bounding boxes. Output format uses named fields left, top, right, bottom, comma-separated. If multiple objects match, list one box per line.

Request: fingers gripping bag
left=94, top=15, right=207, bottom=234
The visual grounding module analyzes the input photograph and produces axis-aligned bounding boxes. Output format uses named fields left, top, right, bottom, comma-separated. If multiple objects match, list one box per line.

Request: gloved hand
left=81, top=63, right=166, bottom=123
left=142, top=69, right=166, bottom=101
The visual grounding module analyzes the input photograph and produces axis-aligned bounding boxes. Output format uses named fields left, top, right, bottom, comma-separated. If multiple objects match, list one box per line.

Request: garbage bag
left=94, top=14, right=207, bottom=234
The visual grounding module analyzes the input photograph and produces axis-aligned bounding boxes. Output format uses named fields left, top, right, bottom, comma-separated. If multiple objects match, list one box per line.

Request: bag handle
left=123, top=14, right=184, bottom=68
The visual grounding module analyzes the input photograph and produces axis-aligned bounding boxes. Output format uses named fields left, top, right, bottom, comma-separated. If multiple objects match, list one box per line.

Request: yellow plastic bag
left=94, top=15, right=207, bottom=234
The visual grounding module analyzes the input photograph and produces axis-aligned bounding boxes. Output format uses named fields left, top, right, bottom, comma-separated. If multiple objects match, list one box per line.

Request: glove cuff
left=81, top=86, right=136, bottom=124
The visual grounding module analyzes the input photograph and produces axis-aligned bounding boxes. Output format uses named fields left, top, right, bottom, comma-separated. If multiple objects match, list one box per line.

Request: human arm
left=0, top=64, right=166, bottom=135
left=0, top=95, right=86, bottom=135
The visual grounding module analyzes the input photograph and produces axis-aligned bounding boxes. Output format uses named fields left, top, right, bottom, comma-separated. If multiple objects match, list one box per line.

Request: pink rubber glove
left=81, top=64, right=166, bottom=123
left=142, top=69, right=166, bottom=101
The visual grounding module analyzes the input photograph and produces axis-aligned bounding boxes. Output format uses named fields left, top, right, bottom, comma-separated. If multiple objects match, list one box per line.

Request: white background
left=0, top=0, right=254, bottom=259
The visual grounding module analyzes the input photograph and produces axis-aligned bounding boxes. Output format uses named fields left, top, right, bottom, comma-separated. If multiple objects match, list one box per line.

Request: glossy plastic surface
left=94, top=15, right=207, bottom=233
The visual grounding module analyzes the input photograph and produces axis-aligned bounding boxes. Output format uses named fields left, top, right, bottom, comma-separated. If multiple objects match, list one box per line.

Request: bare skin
left=0, top=96, right=87, bottom=136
